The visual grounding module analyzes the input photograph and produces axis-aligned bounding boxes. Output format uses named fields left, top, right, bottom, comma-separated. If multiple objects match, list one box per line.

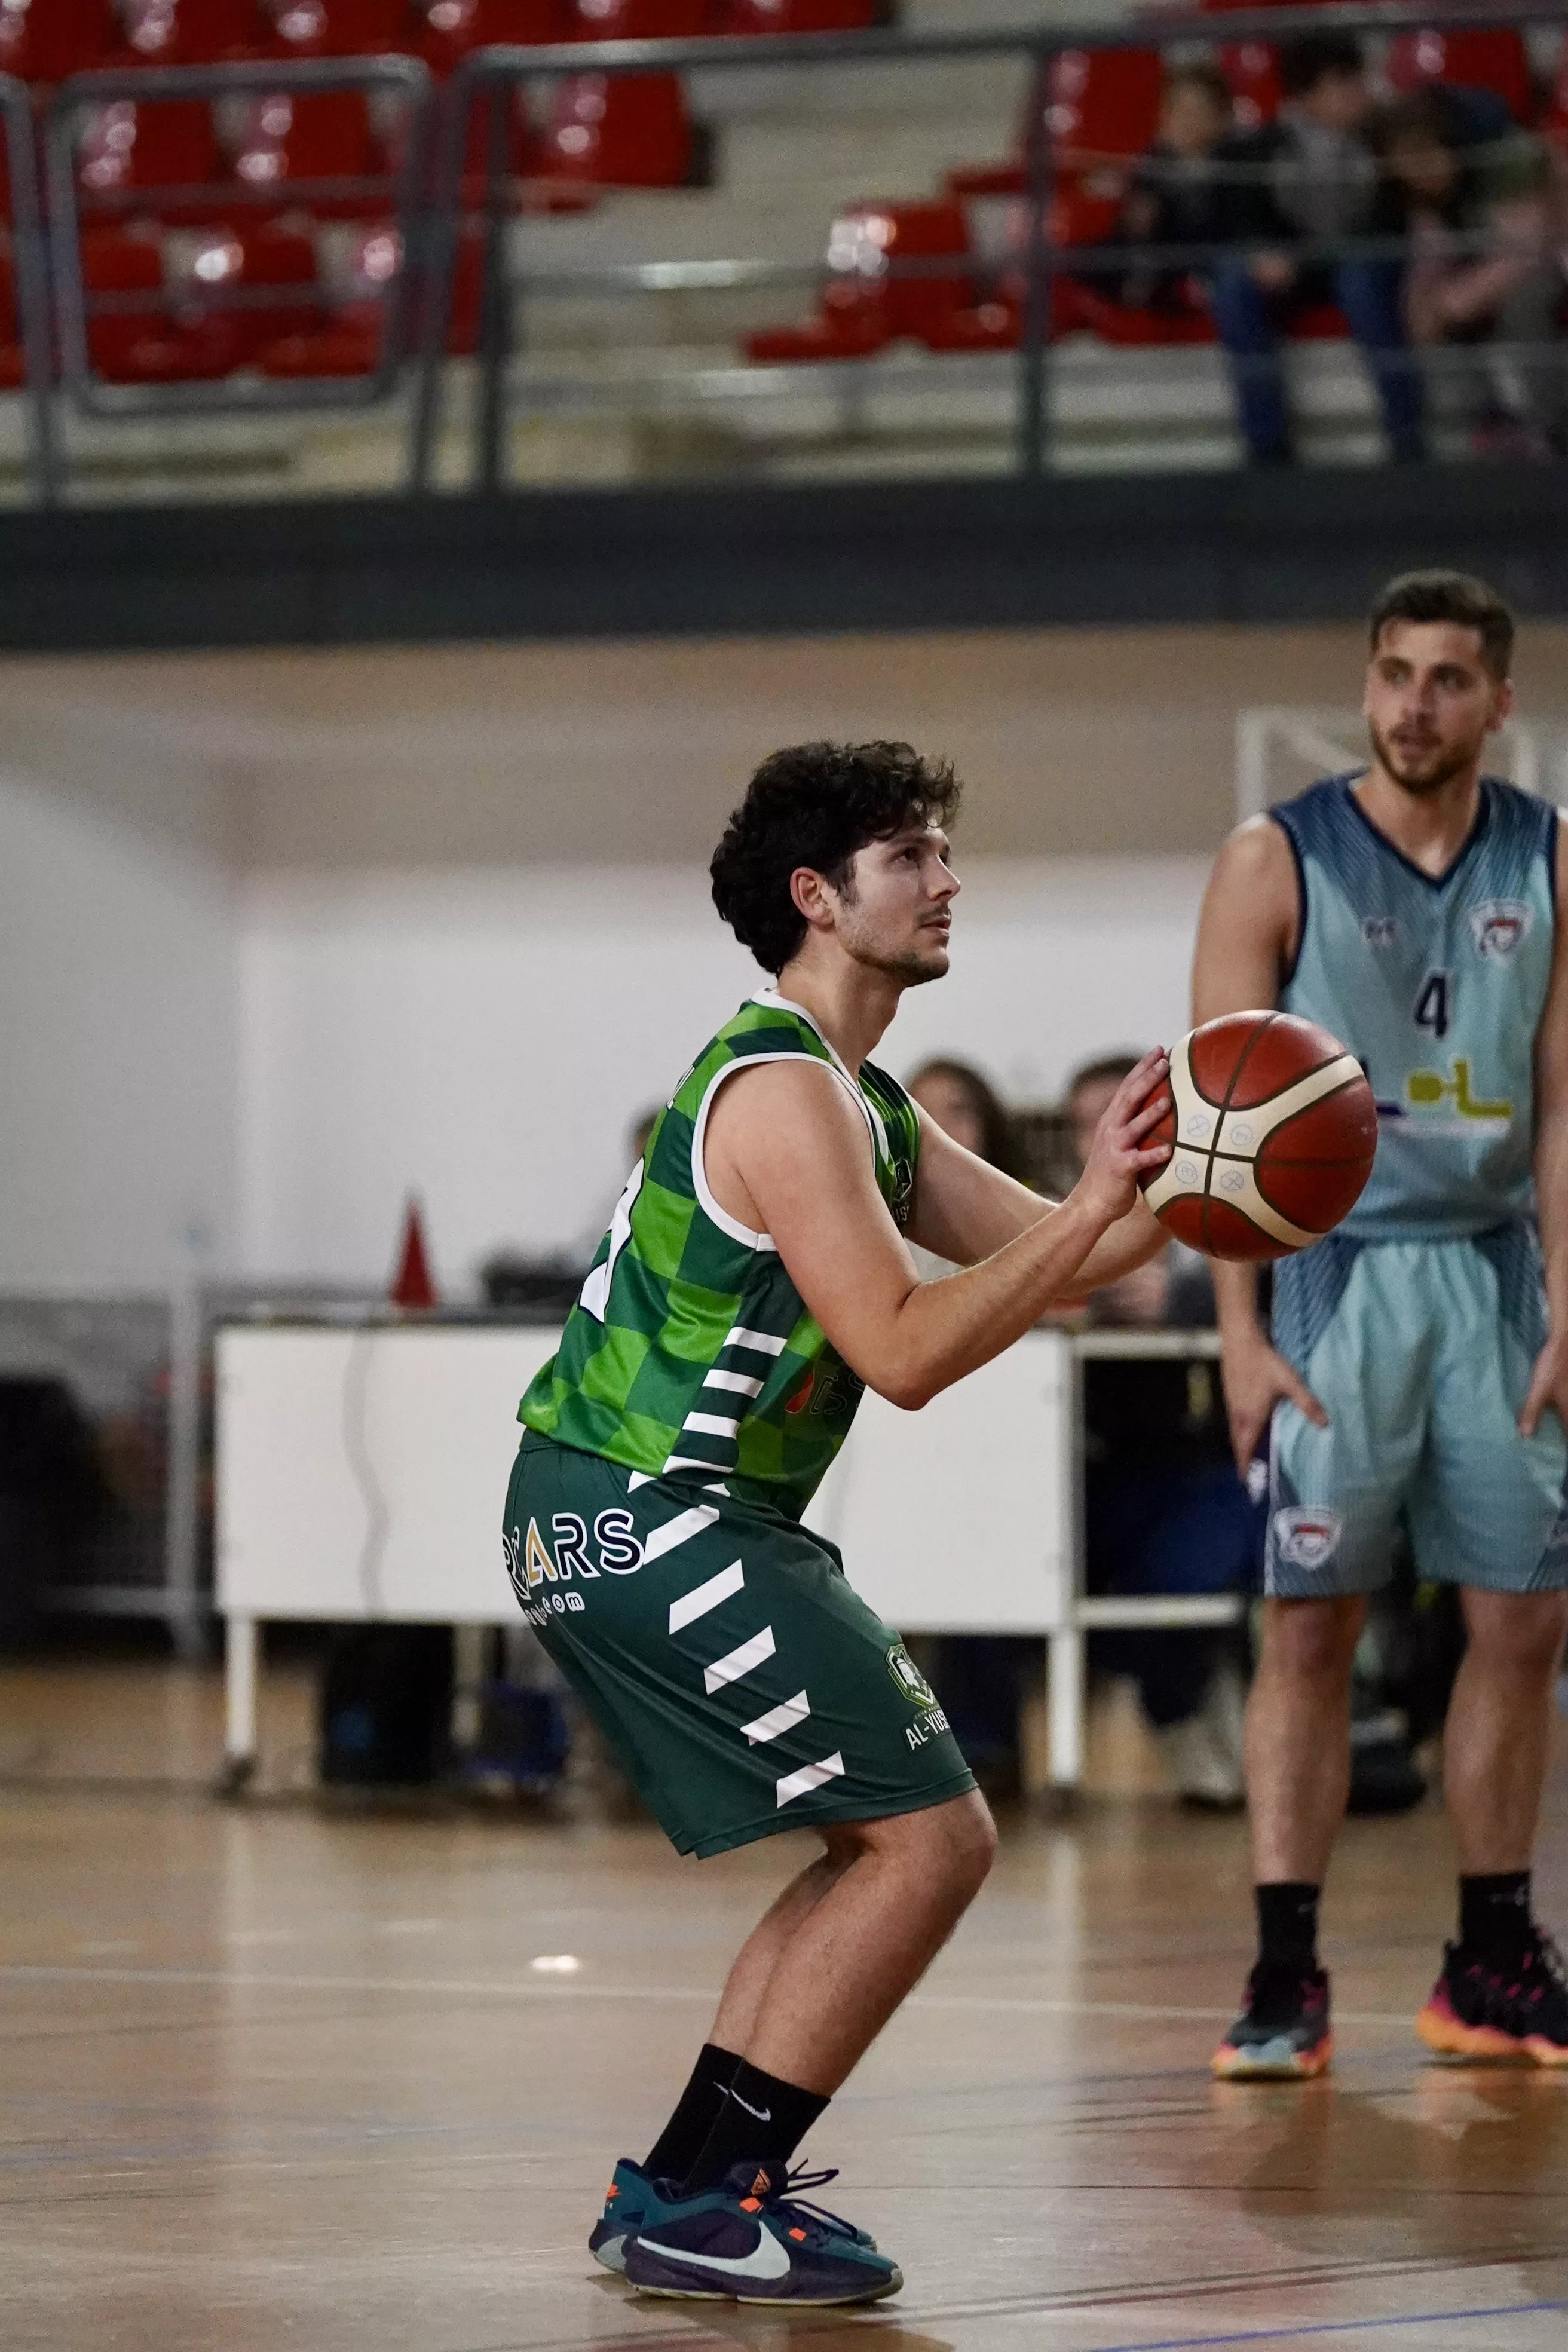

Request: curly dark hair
left=710, top=740, right=961, bottom=975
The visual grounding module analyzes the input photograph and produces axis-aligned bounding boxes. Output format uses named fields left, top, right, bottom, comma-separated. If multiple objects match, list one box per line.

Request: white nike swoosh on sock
left=641, top=2229, right=792, bottom=2282
left=730, top=2094, right=771, bottom=2121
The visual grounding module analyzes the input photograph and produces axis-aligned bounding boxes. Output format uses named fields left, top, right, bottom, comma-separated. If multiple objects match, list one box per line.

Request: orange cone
left=390, top=1196, right=438, bottom=1309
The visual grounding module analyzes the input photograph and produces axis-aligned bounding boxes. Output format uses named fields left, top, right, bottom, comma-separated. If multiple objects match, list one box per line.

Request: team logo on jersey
left=1361, top=915, right=1399, bottom=948
left=1271, top=1507, right=1342, bottom=1570
left=1469, top=899, right=1533, bottom=959
left=886, top=1644, right=938, bottom=1709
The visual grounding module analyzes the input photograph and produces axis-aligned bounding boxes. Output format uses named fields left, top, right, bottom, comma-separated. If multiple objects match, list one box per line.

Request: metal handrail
left=45, top=53, right=434, bottom=423
left=408, top=1, right=1568, bottom=493
left=1, top=75, right=57, bottom=504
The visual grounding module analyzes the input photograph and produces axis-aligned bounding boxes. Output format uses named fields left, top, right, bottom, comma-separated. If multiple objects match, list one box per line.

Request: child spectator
left=1208, top=30, right=1423, bottom=464
left=1102, top=62, right=1233, bottom=316
left=1375, top=88, right=1566, bottom=458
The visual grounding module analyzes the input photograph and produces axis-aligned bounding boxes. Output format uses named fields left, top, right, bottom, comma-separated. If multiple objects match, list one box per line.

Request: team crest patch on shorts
left=1272, top=1506, right=1342, bottom=1570
left=886, top=1643, right=938, bottom=1708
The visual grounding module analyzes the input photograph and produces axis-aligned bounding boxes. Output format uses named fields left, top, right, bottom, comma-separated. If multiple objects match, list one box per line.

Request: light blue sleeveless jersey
left=1274, top=776, right=1556, bottom=1241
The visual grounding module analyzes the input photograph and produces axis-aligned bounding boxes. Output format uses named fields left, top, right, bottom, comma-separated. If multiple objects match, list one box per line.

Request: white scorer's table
left=216, top=1318, right=1239, bottom=1791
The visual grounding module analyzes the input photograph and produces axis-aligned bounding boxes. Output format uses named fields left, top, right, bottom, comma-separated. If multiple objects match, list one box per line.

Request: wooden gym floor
left=3, top=1656, right=1567, bottom=2352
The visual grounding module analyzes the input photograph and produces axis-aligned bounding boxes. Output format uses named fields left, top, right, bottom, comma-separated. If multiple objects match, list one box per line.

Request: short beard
left=1370, top=721, right=1482, bottom=798
left=852, top=942, right=948, bottom=987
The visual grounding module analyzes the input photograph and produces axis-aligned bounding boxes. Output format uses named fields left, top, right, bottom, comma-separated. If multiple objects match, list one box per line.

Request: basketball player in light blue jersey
left=1195, top=572, right=1568, bottom=2077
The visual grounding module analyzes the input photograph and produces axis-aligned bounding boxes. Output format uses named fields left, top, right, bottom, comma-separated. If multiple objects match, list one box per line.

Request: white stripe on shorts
left=703, top=1369, right=764, bottom=1398
left=703, top=1626, right=776, bottom=1693
left=667, top=1560, right=744, bottom=1635
left=776, top=1752, right=846, bottom=1808
left=642, top=1503, right=721, bottom=1563
left=742, top=1691, right=811, bottom=1746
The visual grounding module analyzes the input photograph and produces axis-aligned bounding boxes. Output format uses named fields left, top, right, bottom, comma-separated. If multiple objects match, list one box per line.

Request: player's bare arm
left=1192, top=814, right=1328, bottom=1471
left=902, top=1101, right=1167, bottom=1295
left=702, top=1049, right=1170, bottom=1411
left=1520, top=817, right=1568, bottom=1438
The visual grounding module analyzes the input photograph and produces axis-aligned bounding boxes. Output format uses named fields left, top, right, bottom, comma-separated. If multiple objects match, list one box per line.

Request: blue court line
left=1088, top=2299, right=1567, bottom=2352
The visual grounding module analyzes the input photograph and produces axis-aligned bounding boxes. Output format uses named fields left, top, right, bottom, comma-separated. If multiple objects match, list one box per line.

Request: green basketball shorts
left=501, top=1432, right=976, bottom=1859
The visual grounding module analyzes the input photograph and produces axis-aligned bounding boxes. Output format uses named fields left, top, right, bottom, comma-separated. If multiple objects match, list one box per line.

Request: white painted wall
left=237, top=854, right=1208, bottom=1288
left=0, top=765, right=237, bottom=1292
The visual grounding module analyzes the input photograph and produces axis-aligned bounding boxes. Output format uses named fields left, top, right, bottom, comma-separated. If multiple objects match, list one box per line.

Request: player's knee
left=1463, top=1589, right=1568, bottom=1678
left=853, top=1791, right=995, bottom=1905
left=1263, top=1594, right=1365, bottom=1684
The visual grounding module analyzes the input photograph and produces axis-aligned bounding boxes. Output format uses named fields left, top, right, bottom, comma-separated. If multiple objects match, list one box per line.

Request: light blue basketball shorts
left=1267, top=1223, right=1568, bottom=1598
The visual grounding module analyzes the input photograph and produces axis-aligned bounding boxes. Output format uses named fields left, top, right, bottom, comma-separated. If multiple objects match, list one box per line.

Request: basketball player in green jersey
left=504, top=740, right=1172, bottom=2304
left=1195, top=572, right=1568, bottom=2081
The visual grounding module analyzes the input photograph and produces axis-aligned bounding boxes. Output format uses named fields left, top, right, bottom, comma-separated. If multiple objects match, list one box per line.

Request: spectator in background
left=1102, top=62, right=1234, bottom=317
left=905, top=1056, right=1030, bottom=1183
left=1067, top=1054, right=1260, bottom=1809
left=1209, top=31, right=1425, bottom=465
left=1374, top=90, right=1566, bottom=459
left=905, top=1056, right=1034, bottom=1796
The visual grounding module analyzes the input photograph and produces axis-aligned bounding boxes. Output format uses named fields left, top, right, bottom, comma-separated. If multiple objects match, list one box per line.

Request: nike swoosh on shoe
left=637, top=2230, right=792, bottom=2283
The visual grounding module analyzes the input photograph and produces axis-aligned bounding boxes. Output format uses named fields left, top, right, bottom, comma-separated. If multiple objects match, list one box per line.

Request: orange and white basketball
left=1138, top=1010, right=1378, bottom=1261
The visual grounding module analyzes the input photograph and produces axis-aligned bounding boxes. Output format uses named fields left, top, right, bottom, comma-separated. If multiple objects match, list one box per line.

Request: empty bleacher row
left=0, top=1, right=886, bottom=393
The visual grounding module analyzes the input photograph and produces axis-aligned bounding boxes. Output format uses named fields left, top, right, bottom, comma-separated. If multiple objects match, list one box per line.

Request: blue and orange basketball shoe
left=1212, top=1960, right=1333, bottom=2079
left=1416, top=1931, right=1568, bottom=2066
left=623, top=2160, right=900, bottom=2305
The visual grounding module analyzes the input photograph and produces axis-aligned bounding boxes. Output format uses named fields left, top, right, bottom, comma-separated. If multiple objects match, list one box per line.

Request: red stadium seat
left=76, top=98, right=226, bottom=220
left=415, top=0, right=562, bottom=75
left=258, top=218, right=399, bottom=373
left=948, top=47, right=1162, bottom=202
left=1220, top=40, right=1280, bottom=131
left=1544, top=42, right=1568, bottom=140
left=534, top=70, right=693, bottom=186
left=262, top=0, right=413, bottom=56
left=1386, top=29, right=1533, bottom=124
left=1043, top=48, right=1163, bottom=172
left=0, top=0, right=116, bottom=82
left=166, top=219, right=321, bottom=360
left=727, top=2, right=881, bottom=28
left=81, top=221, right=243, bottom=379
left=567, top=0, right=706, bottom=32
left=747, top=200, right=1015, bottom=361
left=229, top=90, right=383, bottom=215
left=0, top=236, right=24, bottom=388
left=114, top=0, right=264, bottom=64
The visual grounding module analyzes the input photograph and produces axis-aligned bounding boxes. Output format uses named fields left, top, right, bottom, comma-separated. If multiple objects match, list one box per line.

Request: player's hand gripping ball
left=1137, top=1011, right=1377, bottom=1261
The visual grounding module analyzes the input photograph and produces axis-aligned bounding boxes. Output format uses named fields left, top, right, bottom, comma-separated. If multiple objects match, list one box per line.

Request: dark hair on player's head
left=710, top=740, right=961, bottom=975
left=1368, top=569, right=1514, bottom=680
left=1277, top=29, right=1364, bottom=99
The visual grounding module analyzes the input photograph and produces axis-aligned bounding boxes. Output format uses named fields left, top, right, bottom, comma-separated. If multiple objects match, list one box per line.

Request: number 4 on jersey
left=1413, top=970, right=1451, bottom=1042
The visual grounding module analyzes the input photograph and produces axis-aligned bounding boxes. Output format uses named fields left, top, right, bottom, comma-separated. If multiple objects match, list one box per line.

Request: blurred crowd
left=1082, top=30, right=1568, bottom=463
left=906, top=1051, right=1257, bottom=1811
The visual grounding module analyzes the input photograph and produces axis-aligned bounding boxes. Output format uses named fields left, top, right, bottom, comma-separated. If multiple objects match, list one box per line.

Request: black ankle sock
left=1459, top=1871, right=1532, bottom=1964
left=1256, top=1881, right=1321, bottom=1972
left=643, top=2042, right=740, bottom=2183
left=681, top=2059, right=829, bottom=2194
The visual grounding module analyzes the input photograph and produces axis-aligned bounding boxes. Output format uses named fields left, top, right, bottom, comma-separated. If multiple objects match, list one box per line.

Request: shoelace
left=760, top=2164, right=861, bottom=2244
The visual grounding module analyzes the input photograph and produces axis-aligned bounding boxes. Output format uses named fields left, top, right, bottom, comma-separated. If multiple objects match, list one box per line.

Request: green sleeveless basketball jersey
left=1275, top=776, right=1556, bottom=1239
left=518, top=991, right=921, bottom=1518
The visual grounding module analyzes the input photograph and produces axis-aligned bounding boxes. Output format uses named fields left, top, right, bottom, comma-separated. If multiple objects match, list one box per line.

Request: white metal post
left=223, top=1615, right=258, bottom=1786
left=1048, top=1338, right=1089, bottom=1790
